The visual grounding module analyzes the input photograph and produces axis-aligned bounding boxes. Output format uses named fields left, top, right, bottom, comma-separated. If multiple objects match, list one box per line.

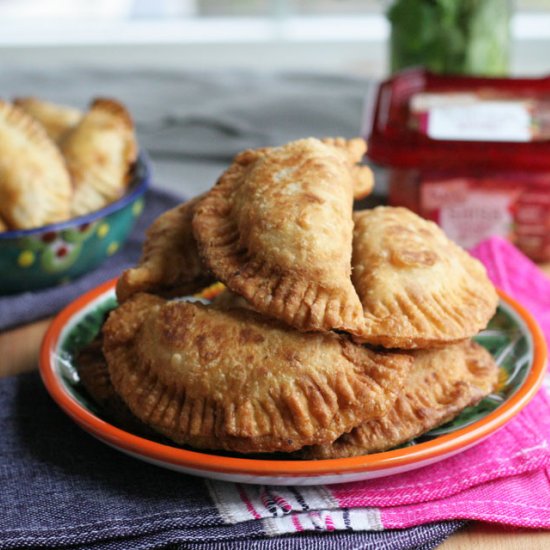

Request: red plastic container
left=367, top=68, right=550, bottom=261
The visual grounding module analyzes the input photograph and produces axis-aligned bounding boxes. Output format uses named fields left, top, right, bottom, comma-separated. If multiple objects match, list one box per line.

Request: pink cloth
left=210, top=237, right=550, bottom=533
left=333, top=394, right=550, bottom=528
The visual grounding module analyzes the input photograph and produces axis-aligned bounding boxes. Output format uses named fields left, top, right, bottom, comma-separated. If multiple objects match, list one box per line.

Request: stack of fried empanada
left=0, top=97, right=137, bottom=232
left=78, top=136, right=499, bottom=458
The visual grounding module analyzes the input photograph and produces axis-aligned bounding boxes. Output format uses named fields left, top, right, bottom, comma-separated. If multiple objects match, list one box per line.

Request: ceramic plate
left=40, top=279, right=547, bottom=485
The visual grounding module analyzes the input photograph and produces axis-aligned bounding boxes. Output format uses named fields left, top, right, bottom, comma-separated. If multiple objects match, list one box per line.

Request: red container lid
left=367, top=68, right=550, bottom=172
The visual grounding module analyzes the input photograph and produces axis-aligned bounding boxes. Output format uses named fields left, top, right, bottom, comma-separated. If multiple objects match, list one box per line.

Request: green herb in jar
left=388, top=0, right=510, bottom=76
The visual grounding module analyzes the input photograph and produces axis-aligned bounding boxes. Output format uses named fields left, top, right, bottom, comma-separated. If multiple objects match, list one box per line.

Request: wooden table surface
left=1, top=264, right=549, bottom=548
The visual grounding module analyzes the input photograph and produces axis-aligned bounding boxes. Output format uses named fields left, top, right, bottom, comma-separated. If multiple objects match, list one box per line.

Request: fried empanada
left=0, top=215, right=8, bottom=232
left=0, top=101, right=72, bottom=229
left=321, top=137, right=373, bottom=199
left=75, top=336, right=155, bottom=437
left=14, top=97, right=82, bottom=142
left=103, top=293, right=412, bottom=453
left=193, top=137, right=364, bottom=333
left=61, top=98, right=137, bottom=216
left=302, top=340, right=498, bottom=459
left=351, top=207, right=498, bottom=348
left=116, top=195, right=213, bottom=303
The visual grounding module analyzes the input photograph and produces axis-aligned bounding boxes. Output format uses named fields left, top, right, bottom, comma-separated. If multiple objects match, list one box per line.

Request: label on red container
left=411, top=92, right=550, bottom=142
left=428, top=102, right=532, bottom=142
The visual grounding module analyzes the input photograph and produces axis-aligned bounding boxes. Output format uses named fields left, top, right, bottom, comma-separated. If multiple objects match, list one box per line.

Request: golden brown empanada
left=75, top=336, right=156, bottom=437
left=193, top=137, right=364, bottom=333
left=350, top=207, right=498, bottom=348
left=0, top=215, right=8, bottom=232
left=61, top=98, right=137, bottom=216
left=321, top=137, right=373, bottom=199
left=116, top=195, right=213, bottom=303
left=14, top=97, right=82, bottom=142
left=0, top=101, right=72, bottom=229
left=103, top=293, right=412, bottom=453
left=302, top=340, right=498, bottom=459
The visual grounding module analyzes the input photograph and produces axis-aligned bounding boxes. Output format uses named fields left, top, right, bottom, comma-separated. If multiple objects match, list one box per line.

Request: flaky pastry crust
left=0, top=101, right=72, bottom=229
left=103, top=293, right=412, bottom=453
left=351, top=207, right=499, bottom=348
left=192, top=137, right=365, bottom=333
left=14, top=97, right=82, bottom=142
left=321, top=137, right=373, bottom=199
left=116, top=195, right=212, bottom=302
left=302, top=340, right=498, bottom=458
left=61, top=98, right=137, bottom=216
left=75, top=336, right=155, bottom=436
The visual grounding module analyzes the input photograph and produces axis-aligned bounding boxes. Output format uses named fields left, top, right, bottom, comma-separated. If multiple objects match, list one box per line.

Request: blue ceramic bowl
left=0, top=153, right=151, bottom=295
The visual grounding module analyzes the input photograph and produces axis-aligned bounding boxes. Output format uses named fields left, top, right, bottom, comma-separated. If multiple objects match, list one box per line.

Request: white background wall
left=0, top=13, right=549, bottom=77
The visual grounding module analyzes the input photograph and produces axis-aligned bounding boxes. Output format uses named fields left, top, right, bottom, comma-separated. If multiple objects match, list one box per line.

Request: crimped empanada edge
left=103, top=296, right=412, bottom=454
left=302, top=340, right=499, bottom=459
left=116, top=197, right=213, bottom=303
left=0, top=100, right=72, bottom=227
left=350, top=210, right=499, bottom=348
left=192, top=179, right=364, bottom=333
left=351, top=268, right=498, bottom=348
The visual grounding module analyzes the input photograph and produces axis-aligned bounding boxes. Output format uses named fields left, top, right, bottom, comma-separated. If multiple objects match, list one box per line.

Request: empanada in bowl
left=14, top=97, right=82, bottom=142
left=192, top=137, right=366, bottom=333
left=103, top=293, right=412, bottom=454
left=116, top=195, right=212, bottom=303
left=0, top=101, right=72, bottom=229
left=61, top=98, right=137, bottom=216
left=302, top=340, right=498, bottom=459
left=351, top=207, right=498, bottom=348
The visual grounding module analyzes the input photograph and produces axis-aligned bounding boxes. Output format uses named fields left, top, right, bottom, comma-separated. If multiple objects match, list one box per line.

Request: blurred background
left=0, top=0, right=549, bottom=76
